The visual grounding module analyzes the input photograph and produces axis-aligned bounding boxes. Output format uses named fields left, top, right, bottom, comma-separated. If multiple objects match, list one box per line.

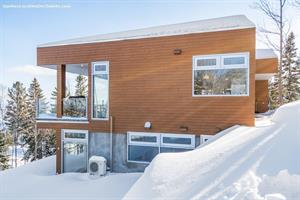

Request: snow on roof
left=256, top=49, right=278, bottom=59
left=38, top=15, right=255, bottom=47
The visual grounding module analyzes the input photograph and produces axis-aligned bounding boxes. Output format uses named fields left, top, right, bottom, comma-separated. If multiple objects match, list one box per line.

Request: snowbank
left=124, top=101, right=300, bottom=199
left=0, top=156, right=141, bottom=200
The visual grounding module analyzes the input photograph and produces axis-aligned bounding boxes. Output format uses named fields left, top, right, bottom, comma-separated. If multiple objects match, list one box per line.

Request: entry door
left=62, top=130, right=88, bottom=173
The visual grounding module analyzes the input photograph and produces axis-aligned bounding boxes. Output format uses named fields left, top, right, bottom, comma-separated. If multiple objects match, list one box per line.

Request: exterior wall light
left=173, top=49, right=182, bottom=55
left=144, top=121, right=152, bottom=129
left=179, top=126, right=188, bottom=132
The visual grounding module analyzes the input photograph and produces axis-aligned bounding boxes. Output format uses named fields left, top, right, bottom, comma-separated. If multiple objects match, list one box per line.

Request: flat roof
left=38, top=15, right=255, bottom=47
left=256, top=49, right=278, bottom=59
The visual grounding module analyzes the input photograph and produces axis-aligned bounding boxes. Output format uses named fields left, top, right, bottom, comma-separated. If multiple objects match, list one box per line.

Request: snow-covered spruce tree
left=282, top=32, right=300, bottom=103
left=50, top=87, right=57, bottom=114
left=296, top=56, right=300, bottom=99
left=4, top=82, right=30, bottom=167
left=0, top=131, right=9, bottom=170
left=25, top=78, right=56, bottom=161
left=40, top=129, right=56, bottom=158
left=24, top=78, right=46, bottom=161
left=269, top=74, right=281, bottom=109
left=75, top=74, right=88, bottom=96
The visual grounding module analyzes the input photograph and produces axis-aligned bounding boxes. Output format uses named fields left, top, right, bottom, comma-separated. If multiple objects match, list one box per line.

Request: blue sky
left=0, top=0, right=299, bottom=98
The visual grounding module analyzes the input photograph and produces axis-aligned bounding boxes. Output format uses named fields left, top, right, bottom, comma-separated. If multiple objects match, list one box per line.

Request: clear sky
left=0, top=0, right=299, bottom=99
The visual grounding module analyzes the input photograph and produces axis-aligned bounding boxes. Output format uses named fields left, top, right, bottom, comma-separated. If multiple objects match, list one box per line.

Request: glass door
left=62, top=130, right=88, bottom=173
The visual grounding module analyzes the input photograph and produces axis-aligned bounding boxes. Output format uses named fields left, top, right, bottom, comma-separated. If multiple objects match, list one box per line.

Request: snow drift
left=0, top=156, right=141, bottom=200
left=124, top=101, right=300, bottom=200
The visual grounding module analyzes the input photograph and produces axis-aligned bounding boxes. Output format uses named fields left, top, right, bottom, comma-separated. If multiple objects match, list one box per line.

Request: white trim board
left=255, top=73, right=276, bottom=80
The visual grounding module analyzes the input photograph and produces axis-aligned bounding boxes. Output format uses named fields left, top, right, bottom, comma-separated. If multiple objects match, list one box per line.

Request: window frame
left=91, top=61, right=109, bottom=121
left=194, top=55, right=220, bottom=70
left=200, top=134, right=213, bottom=144
left=192, top=52, right=250, bottom=97
left=128, top=132, right=160, bottom=146
left=127, top=132, right=160, bottom=164
left=61, top=129, right=89, bottom=173
left=221, top=53, right=248, bottom=69
left=127, top=132, right=195, bottom=164
left=161, top=133, right=195, bottom=149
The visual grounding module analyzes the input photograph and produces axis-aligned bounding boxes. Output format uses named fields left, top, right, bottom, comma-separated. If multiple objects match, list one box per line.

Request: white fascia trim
left=36, top=120, right=89, bottom=124
left=255, top=73, right=276, bottom=80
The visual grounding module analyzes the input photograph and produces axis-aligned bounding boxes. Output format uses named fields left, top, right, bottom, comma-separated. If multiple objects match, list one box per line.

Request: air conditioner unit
left=89, top=156, right=107, bottom=176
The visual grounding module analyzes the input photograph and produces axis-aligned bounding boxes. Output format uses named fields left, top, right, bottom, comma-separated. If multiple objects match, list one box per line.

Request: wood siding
left=256, top=58, right=278, bottom=74
left=255, top=80, right=269, bottom=113
left=37, top=28, right=256, bottom=135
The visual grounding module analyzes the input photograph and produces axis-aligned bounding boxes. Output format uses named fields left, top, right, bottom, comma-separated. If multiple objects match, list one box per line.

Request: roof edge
left=38, top=15, right=255, bottom=48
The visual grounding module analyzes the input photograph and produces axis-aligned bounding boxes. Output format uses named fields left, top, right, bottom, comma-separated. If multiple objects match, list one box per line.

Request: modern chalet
left=36, top=15, right=278, bottom=174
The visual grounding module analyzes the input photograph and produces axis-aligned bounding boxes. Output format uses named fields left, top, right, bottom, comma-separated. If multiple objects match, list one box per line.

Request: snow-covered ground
left=0, top=156, right=141, bottom=200
left=0, top=101, right=299, bottom=200
left=125, top=101, right=300, bottom=200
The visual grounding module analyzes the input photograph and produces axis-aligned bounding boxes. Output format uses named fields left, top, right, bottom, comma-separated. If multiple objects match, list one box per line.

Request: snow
left=1, top=101, right=299, bottom=199
left=38, top=15, right=255, bottom=47
left=256, top=49, right=278, bottom=59
left=0, top=156, right=141, bottom=200
left=124, top=101, right=300, bottom=199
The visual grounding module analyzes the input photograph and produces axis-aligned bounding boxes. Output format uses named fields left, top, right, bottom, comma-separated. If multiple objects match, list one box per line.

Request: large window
left=193, top=53, right=249, bottom=96
left=92, top=61, right=109, bottom=119
left=62, top=130, right=88, bottom=173
left=127, top=132, right=195, bottom=163
left=63, top=64, right=88, bottom=118
left=36, top=65, right=57, bottom=119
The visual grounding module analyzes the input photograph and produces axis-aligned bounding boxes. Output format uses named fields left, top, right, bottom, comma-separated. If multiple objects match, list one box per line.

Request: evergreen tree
left=24, top=78, right=56, bottom=161
left=50, top=87, right=57, bottom=114
left=24, top=78, right=46, bottom=161
left=75, top=75, right=87, bottom=96
left=0, top=131, right=9, bottom=170
left=4, top=82, right=30, bottom=167
left=269, top=75, right=281, bottom=109
left=282, top=32, right=300, bottom=103
left=38, top=129, right=56, bottom=158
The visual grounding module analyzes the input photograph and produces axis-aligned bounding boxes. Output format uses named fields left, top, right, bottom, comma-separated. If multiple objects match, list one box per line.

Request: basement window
left=193, top=52, right=249, bottom=96
left=127, top=132, right=195, bottom=163
left=127, top=132, right=160, bottom=163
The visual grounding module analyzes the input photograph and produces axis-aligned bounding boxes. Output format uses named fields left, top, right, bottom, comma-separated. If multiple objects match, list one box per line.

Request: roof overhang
left=39, top=64, right=88, bottom=75
left=255, top=49, right=278, bottom=76
left=38, top=15, right=255, bottom=47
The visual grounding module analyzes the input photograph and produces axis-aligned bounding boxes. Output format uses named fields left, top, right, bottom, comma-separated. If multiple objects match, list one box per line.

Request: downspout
left=110, top=116, right=113, bottom=171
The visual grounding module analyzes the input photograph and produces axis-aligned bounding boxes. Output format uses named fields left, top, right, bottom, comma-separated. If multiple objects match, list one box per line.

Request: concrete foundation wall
left=89, top=132, right=147, bottom=172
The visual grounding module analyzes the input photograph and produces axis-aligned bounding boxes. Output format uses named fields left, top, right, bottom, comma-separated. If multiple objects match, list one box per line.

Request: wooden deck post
left=56, top=64, right=66, bottom=118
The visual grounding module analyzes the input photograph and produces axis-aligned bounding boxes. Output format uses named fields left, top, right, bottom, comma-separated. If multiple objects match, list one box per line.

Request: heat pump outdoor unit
left=89, top=156, right=107, bottom=176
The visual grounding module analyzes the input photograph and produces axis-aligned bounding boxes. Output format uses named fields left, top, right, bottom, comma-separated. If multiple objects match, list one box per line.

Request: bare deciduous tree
left=255, top=0, right=288, bottom=106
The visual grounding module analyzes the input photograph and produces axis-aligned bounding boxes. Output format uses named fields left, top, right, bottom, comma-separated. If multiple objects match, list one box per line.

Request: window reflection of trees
left=194, top=69, right=247, bottom=95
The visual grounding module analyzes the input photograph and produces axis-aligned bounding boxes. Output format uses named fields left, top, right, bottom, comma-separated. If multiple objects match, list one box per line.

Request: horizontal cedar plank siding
left=37, top=28, right=255, bottom=135
left=256, top=58, right=278, bottom=74
left=255, top=80, right=269, bottom=113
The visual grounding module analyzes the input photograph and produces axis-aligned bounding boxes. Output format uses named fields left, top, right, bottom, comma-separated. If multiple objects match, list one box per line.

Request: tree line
left=0, top=78, right=56, bottom=170
left=255, top=0, right=300, bottom=108
left=0, top=74, right=88, bottom=170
